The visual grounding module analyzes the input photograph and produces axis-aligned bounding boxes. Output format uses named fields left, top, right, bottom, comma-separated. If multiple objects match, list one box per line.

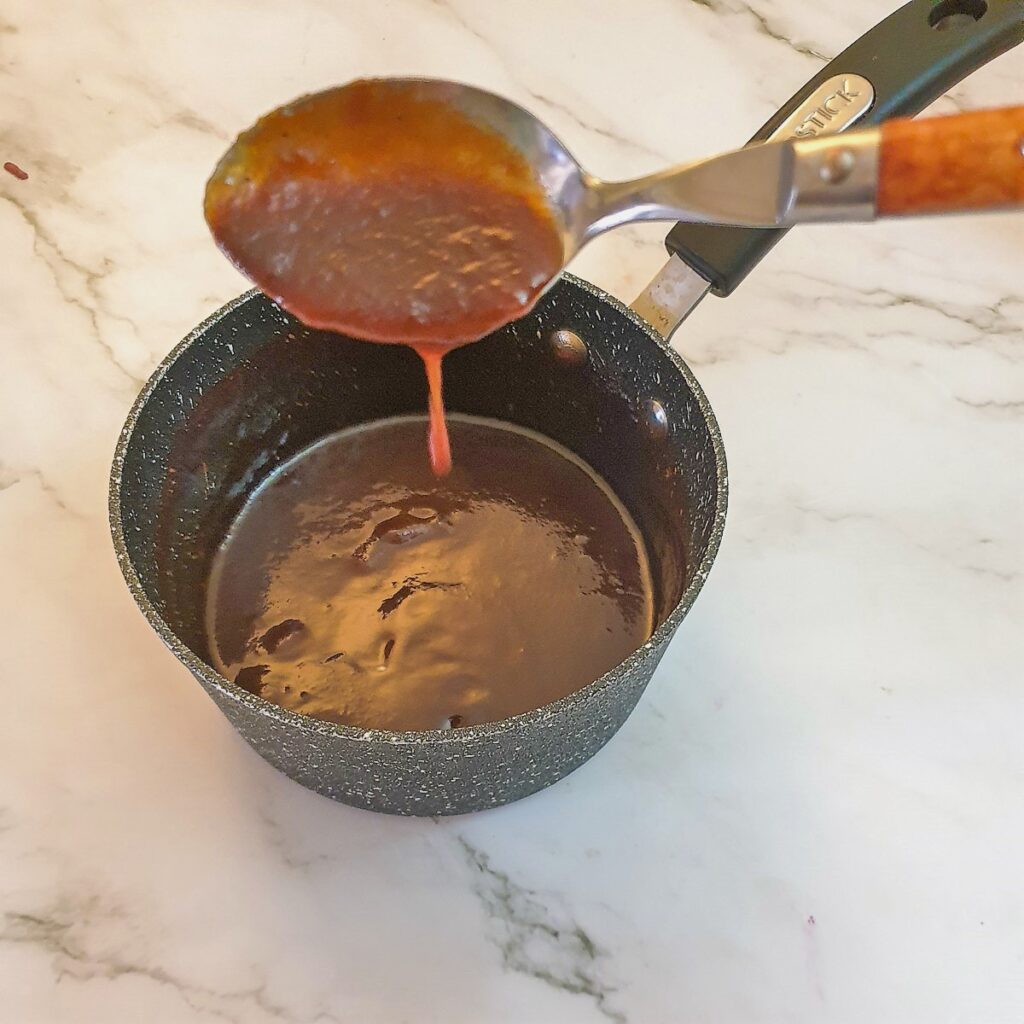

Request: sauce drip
left=204, top=80, right=565, bottom=475
left=205, top=416, right=654, bottom=731
left=416, top=345, right=452, bottom=477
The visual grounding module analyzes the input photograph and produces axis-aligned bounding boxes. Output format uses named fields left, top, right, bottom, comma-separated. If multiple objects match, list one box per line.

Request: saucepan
left=110, top=0, right=1024, bottom=815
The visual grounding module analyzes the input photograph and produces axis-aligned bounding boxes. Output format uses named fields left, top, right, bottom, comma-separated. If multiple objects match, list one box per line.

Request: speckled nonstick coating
left=110, top=274, right=727, bottom=815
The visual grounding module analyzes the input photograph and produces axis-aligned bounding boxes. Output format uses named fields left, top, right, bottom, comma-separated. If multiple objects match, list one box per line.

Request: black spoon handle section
left=664, top=0, right=1024, bottom=296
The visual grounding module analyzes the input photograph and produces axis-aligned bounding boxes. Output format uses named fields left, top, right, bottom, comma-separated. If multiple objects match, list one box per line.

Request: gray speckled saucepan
left=109, top=2, right=1023, bottom=814
left=110, top=277, right=725, bottom=815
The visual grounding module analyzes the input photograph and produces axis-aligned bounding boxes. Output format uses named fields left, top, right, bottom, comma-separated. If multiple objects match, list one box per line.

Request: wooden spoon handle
left=877, top=106, right=1024, bottom=217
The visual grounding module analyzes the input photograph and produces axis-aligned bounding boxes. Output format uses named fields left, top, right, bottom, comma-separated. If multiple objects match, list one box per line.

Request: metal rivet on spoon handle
left=780, top=105, right=1024, bottom=223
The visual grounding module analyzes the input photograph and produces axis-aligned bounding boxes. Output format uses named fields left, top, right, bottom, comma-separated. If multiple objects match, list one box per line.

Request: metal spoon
left=417, top=78, right=1023, bottom=240
left=207, top=79, right=1024, bottom=343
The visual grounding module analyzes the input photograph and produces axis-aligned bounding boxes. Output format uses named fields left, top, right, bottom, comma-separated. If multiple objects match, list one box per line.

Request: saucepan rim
left=109, top=273, right=728, bottom=747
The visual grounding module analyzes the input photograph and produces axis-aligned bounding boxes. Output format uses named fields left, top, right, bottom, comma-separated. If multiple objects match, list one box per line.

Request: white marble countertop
left=2, top=1, right=1022, bottom=1021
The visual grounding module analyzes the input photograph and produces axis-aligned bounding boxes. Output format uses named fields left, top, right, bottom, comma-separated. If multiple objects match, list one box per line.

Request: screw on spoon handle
left=784, top=105, right=1024, bottom=221
left=782, top=105, right=1024, bottom=223
left=876, top=105, right=1024, bottom=215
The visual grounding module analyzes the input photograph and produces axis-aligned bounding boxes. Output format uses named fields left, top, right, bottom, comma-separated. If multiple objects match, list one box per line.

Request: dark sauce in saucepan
left=205, top=416, right=653, bottom=731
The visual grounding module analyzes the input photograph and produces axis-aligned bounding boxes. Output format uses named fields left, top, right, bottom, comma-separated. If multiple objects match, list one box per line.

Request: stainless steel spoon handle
left=588, top=133, right=876, bottom=234
left=783, top=131, right=880, bottom=223
left=592, top=104, right=1024, bottom=232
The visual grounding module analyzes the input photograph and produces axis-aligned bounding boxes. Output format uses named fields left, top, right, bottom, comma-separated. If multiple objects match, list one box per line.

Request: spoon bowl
left=385, top=79, right=598, bottom=251
left=204, top=79, right=583, bottom=345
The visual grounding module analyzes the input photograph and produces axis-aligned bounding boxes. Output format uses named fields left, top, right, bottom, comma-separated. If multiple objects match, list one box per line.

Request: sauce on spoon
left=204, top=80, right=565, bottom=474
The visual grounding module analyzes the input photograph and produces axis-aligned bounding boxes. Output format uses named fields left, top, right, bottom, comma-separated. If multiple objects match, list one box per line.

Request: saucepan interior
left=110, top=273, right=726, bottom=814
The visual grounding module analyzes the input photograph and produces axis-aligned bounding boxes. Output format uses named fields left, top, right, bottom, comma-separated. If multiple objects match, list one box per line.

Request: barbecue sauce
left=206, top=416, right=654, bottom=731
left=204, top=80, right=565, bottom=474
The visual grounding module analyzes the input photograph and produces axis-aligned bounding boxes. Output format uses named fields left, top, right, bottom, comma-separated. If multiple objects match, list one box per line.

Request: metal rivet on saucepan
left=643, top=398, right=669, bottom=439
left=550, top=329, right=588, bottom=365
